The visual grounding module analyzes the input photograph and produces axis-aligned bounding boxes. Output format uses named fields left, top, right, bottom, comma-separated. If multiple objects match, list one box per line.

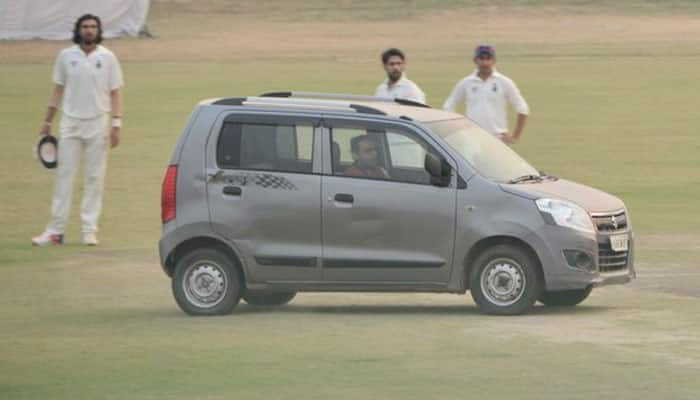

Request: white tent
left=0, top=0, right=150, bottom=40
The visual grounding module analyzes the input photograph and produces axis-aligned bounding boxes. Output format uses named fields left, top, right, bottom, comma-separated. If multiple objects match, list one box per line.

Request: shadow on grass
left=235, top=303, right=614, bottom=317
left=237, top=303, right=479, bottom=315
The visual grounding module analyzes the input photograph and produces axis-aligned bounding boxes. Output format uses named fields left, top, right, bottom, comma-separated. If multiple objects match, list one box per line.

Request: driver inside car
left=344, top=135, right=390, bottom=179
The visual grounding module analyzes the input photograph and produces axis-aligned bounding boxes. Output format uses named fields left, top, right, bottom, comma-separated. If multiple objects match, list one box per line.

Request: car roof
left=199, top=92, right=465, bottom=123
left=350, top=100, right=463, bottom=122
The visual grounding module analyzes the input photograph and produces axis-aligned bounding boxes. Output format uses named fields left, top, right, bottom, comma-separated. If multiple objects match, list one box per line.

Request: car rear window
left=217, top=122, right=314, bottom=173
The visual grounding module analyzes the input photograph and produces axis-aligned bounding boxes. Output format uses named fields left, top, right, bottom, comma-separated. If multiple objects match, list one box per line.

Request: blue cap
left=474, top=44, right=495, bottom=58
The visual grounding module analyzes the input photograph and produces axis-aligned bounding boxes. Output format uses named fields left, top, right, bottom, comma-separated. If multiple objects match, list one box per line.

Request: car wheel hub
left=183, top=262, right=227, bottom=308
left=480, top=258, right=526, bottom=307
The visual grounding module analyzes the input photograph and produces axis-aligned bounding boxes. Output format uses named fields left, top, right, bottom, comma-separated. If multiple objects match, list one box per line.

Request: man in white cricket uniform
left=32, top=14, right=123, bottom=247
left=443, top=45, right=529, bottom=144
left=374, top=48, right=426, bottom=104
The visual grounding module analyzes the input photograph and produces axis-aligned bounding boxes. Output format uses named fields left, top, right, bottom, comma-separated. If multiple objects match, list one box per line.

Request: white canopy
left=0, top=0, right=150, bottom=40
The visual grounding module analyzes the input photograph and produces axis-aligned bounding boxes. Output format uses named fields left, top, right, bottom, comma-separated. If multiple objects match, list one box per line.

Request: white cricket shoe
left=32, top=232, right=64, bottom=247
left=82, top=232, right=99, bottom=246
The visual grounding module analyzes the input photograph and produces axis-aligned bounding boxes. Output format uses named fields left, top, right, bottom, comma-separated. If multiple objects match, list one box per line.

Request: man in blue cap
left=443, top=44, right=529, bottom=144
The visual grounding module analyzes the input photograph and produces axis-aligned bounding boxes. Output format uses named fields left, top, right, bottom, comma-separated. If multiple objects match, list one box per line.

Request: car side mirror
left=424, top=153, right=451, bottom=187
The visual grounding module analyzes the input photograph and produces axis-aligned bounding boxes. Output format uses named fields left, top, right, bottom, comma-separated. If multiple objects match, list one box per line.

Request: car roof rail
left=211, top=96, right=387, bottom=116
left=260, top=91, right=431, bottom=108
left=211, top=97, right=246, bottom=106
left=394, top=98, right=431, bottom=108
left=349, top=104, right=385, bottom=115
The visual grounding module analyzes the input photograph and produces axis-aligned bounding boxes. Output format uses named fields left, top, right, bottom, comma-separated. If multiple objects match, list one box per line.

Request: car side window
left=387, top=132, right=428, bottom=169
left=217, top=122, right=314, bottom=173
left=330, top=126, right=437, bottom=185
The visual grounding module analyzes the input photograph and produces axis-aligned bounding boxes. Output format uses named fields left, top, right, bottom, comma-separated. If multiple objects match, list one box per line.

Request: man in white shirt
left=32, top=14, right=124, bottom=247
left=443, top=45, right=529, bottom=144
left=374, top=48, right=426, bottom=104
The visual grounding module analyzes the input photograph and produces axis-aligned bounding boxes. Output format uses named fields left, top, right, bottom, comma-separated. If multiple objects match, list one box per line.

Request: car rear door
left=206, top=112, right=323, bottom=284
left=320, top=117, right=458, bottom=286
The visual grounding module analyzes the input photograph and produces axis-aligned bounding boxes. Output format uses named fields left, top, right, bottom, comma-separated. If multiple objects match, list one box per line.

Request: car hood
left=500, top=178, right=625, bottom=214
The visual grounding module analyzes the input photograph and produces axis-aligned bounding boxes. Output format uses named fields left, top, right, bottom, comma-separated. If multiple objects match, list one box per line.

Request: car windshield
left=426, top=118, right=540, bottom=183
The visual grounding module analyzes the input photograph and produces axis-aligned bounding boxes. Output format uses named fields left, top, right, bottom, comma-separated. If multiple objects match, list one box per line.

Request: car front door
left=320, top=118, right=457, bottom=286
left=206, top=112, right=323, bottom=284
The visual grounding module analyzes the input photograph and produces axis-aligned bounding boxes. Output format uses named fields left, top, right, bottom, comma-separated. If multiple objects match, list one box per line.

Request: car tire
left=469, top=244, right=542, bottom=315
left=539, top=286, right=592, bottom=307
left=243, top=291, right=296, bottom=306
left=172, top=248, right=242, bottom=316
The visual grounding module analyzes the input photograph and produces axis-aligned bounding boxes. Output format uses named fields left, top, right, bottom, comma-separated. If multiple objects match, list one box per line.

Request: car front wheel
left=469, top=244, right=542, bottom=315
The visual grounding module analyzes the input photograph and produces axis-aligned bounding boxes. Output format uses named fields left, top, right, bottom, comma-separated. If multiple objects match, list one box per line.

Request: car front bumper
left=592, top=269, right=634, bottom=287
left=527, top=225, right=635, bottom=291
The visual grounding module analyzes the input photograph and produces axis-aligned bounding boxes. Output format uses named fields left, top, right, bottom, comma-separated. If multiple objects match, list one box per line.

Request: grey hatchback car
left=159, top=92, right=635, bottom=316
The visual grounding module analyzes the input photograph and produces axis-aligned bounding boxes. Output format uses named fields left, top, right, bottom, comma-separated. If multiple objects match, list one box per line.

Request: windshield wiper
left=508, top=174, right=543, bottom=184
left=539, top=171, right=558, bottom=182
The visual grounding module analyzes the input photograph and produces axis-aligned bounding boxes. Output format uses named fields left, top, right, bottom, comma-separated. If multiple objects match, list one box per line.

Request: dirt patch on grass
left=634, top=265, right=700, bottom=298
left=463, top=284, right=700, bottom=368
left=633, top=234, right=700, bottom=298
left=637, top=233, right=700, bottom=250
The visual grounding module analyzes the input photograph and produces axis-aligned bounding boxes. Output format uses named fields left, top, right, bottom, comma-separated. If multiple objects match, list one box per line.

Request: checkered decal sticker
left=254, top=173, right=298, bottom=190
left=226, top=173, right=298, bottom=191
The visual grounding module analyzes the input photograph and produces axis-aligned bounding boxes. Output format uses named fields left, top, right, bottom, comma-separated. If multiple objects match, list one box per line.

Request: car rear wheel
left=243, top=291, right=296, bottom=306
left=172, top=248, right=242, bottom=316
left=469, top=244, right=542, bottom=315
left=539, top=286, right=592, bottom=307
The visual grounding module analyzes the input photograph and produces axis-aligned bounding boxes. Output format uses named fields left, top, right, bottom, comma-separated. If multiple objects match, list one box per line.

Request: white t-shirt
left=374, top=75, right=426, bottom=104
left=53, top=45, right=124, bottom=119
left=443, top=70, right=529, bottom=135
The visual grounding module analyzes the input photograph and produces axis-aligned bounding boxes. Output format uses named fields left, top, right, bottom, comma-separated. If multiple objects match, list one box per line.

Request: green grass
left=1, top=2, right=700, bottom=399
left=2, top=57, right=697, bottom=263
left=2, top=254, right=700, bottom=399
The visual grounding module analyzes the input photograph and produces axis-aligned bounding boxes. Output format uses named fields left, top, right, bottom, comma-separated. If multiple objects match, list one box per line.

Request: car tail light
left=161, top=165, right=177, bottom=224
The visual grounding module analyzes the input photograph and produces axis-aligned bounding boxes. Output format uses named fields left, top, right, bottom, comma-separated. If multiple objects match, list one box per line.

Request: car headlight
left=535, top=198, right=594, bottom=233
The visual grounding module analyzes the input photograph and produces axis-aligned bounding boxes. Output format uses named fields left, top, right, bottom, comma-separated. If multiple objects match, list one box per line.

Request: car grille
left=598, top=241, right=629, bottom=273
left=592, top=211, right=628, bottom=232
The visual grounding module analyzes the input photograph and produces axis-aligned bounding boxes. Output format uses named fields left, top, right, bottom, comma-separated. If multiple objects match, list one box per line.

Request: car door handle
left=223, top=186, right=242, bottom=196
left=334, top=193, right=354, bottom=203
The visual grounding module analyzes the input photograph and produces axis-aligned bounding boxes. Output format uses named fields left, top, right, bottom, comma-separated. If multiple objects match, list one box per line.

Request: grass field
left=1, top=1, right=699, bottom=399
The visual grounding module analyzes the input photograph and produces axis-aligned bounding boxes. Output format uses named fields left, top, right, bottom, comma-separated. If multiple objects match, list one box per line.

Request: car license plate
left=610, top=234, right=629, bottom=252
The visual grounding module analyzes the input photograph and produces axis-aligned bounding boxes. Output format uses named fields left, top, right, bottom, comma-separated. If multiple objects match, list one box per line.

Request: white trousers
left=45, top=114, right=109, bottom=235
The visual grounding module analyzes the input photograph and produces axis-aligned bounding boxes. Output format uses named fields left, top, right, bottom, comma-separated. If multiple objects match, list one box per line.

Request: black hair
left=351, top=135, right=378, bottom=153
left=72, top=14, right=103, bottom=44
left=381, top=48, right=405, bottom=64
